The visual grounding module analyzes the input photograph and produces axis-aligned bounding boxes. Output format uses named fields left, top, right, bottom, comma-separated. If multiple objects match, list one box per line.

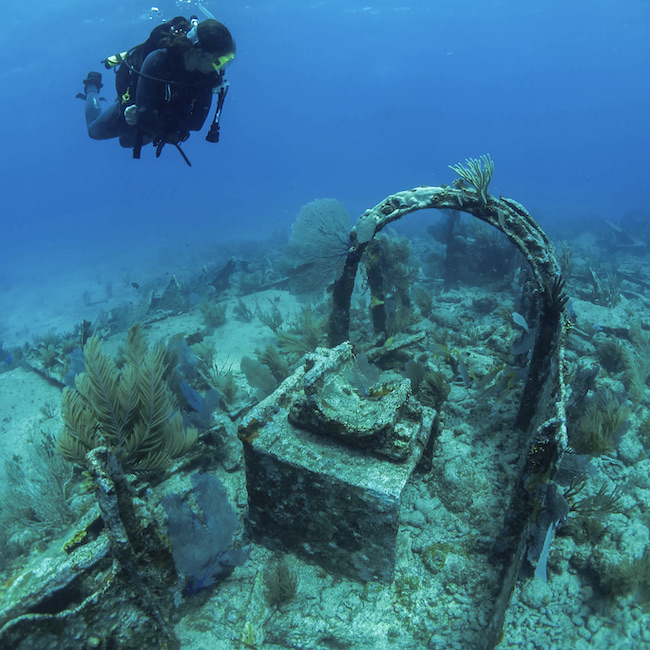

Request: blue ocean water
left=0, top=0, right=648, bottom=342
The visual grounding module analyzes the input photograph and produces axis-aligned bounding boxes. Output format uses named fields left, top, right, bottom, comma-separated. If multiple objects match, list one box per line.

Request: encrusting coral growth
left=56, top=324, right=197, bottom=471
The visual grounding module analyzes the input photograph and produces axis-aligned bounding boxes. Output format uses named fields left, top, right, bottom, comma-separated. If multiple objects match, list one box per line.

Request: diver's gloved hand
left=124, top=105, right=137, bottom=126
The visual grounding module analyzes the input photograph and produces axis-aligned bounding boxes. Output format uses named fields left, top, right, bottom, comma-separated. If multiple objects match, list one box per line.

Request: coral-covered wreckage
left=0, top=161, right=570, bottom=650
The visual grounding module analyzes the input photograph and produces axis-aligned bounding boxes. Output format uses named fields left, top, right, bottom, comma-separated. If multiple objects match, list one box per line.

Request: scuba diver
left=79, top=15, right=235, bottom=166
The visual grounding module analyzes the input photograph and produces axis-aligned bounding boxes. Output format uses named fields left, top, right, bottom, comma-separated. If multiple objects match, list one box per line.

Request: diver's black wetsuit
left=85, top=49, right=219, bottom=149
left=85, top=86, right=134, bottom=144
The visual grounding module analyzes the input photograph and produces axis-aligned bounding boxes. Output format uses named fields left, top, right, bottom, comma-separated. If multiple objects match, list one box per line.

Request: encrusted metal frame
left=328, top=184, right=570, bottom=649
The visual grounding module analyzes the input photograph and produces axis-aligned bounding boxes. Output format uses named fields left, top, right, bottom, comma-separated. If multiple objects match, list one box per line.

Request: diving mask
left=211, top=52, right=235, bottom=72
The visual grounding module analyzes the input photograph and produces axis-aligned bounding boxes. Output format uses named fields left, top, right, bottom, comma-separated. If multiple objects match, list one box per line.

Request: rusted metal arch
left=328, top=184, right=568, bottom=430
left=328, top=184, right=571, bottom=649
left=328, top=185, right=562, bottom=345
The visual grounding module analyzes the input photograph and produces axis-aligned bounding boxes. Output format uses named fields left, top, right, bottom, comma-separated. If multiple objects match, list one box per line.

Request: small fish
left=131, top=282, right=140, bottom=290
left=476, top=363, right=505, bottom=393
left=512, top=312, right=529, bottom=333
left=455, top=350, right=473, bottom=388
